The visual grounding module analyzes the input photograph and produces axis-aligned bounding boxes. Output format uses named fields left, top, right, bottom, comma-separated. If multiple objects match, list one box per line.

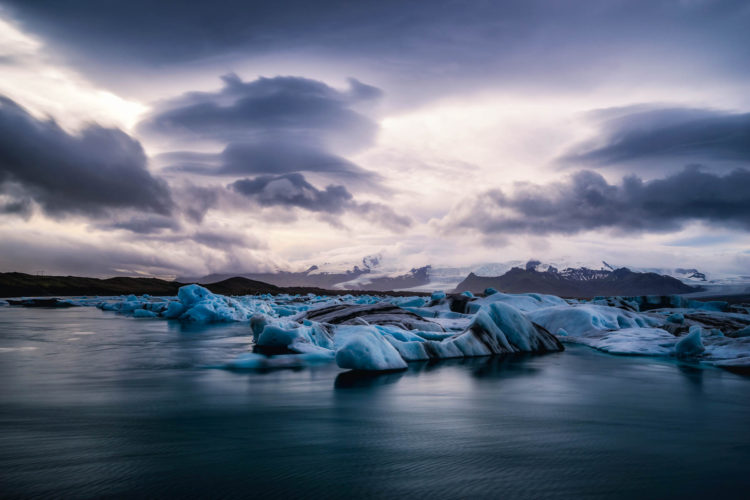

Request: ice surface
left=527, top=304, right=657, bottom=336
left=667, top=313, right=684, bottom=324
left=95, top=284, right=273, bottom=322
left=565, top=328, right=678, bottom=356
left=133, top=309, right=158, bottom=318
left=475, top=292, right=569, bottom=312
left=675, top=327, right=705, bottom=358
left=334, top=326, right=408, bottom=371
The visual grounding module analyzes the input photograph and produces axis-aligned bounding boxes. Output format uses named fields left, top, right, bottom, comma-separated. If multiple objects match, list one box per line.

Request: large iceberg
left=252, top=301, right=563, bottom=370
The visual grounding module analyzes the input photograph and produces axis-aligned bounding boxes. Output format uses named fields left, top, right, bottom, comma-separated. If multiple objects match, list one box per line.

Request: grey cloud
left=447, top=166, right=750, bottom=235
left=162, top=141, right=379, bottom=183
left=230, top=173, right=353, bottom=213
left=0, top=196, right=32, bottom=216
left=563, top=107, right=750, bottom=167
left=98, top=215, right=182, bottom=235
left=6, top=1, right=750, bottom=106
left=192, top=230, right=263, bottom=250
left=140, top=75, right=379, bottom=152
left=177, top=184, right=222, bottom=223
left=146, top=74, right=382, bottom=188
left=230, top=173, right=411, bottom=229
left=0, top=234, right=190, bottom=277
left=354, top=202, right=413, bottom=229
left=220, top=142, right=374, bottom=178
left=130, top=228, right=265, bottom=251
left=0, top=96, right=173, bottom=217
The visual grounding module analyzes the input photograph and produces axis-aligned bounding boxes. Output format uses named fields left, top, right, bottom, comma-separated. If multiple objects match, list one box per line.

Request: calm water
left=1, top=306, right=749, bottom=499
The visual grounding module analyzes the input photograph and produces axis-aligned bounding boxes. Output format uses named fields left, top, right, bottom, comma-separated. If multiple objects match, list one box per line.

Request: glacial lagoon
left=1, top=305, right=749, bottom=498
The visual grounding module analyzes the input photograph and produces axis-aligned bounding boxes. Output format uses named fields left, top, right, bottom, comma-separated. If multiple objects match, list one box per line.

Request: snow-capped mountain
left=178, top=257, right=750, bottom=296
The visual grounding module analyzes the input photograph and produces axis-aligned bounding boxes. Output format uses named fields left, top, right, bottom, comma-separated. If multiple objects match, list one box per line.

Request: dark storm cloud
left=230, top=173, right=411, bottom=229
left=230, top=173, right=353, bottom=213
left=448, top=166, right=750, bottom=235
left=0, top=96, right=173, bottom=217
left=0, top=196, right=31, bottom=216
left=5, top=0, right=750, bottom=101
left=563, top=107, right=750, bottom=167
left=140, top=74, right=379, bottom=151
left=220, top=142, right=375, bottom=179
left=145, top=74, right=382, bottom=185
left=98, top=215, right=181, bottom=235
left=162, top=141, right=378, bottom=183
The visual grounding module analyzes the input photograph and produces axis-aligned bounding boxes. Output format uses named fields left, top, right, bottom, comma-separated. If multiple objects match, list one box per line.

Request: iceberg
left=675, top=327, right=705, bottom=358
left=335, top=326, right=409, bottom=371
left=256, top=301, right=563, bottom=370
left=95, top=284, right=273, bottom=322
left=527, top=304, right=657, bottom=336
left=566, top=327, right=678, bottom=356
left=78, top=282, right=749, bottom=374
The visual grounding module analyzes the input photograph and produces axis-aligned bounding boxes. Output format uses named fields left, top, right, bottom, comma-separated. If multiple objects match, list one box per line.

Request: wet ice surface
left=1, top=307, right=749, bottom=499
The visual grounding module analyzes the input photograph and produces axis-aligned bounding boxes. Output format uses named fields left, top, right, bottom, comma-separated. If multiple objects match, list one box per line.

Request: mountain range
left=453, top=266, right=698, bottom=297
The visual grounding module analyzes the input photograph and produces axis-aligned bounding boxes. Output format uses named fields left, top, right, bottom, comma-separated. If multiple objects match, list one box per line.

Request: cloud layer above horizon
left=0, top=0, right=749, bottom=278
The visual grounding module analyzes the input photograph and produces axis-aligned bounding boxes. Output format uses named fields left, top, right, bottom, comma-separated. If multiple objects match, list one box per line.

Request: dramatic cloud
left=6, top=1, right=750, bottom=93
left=563, top=107, right=750, bottom=168
left=145, top=74, right=383, bottom=188
left=231, top=173, right=353, bottom=213
left=96, top=215, right=181, bottom=235
left=0, top=96, right=173, bottom=217
left=230, top=173, right=410, bottom=229
left=161, top=141, right=378, bottom=183
left=140, top=74, right=379, bottom=150
left=1, top=2, right=749, bottom=277
left=445, top=166, right=750, bottom=236
left=0, top=195, right=31, bottom=216
left=179, top=184, right=222, bottom=223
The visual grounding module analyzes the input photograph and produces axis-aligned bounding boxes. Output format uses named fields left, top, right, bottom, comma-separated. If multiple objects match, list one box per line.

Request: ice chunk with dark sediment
left=380, top=302, right=564, bottom=362
left=299, top=302, right=445, bottom=332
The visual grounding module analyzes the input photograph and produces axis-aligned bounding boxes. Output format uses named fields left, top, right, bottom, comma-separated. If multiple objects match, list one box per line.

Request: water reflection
left=334, top=369, right=405, bottom=389
left=677, top=362, right=705, bottom=389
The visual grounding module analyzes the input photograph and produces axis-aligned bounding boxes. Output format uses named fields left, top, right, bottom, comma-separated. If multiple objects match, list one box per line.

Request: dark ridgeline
left=176, top=265, right=373, bottom=289
left=0, top=272, right=185, bottom=297
left=0, top=272, right=429, bottom=298
left=454, top=266, right=699, bottom=297
left=176, top=265, right=432, bottom=292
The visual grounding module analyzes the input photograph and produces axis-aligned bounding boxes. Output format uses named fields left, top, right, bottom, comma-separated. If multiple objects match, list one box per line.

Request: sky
left=0, top=0, right=749, bottom=278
